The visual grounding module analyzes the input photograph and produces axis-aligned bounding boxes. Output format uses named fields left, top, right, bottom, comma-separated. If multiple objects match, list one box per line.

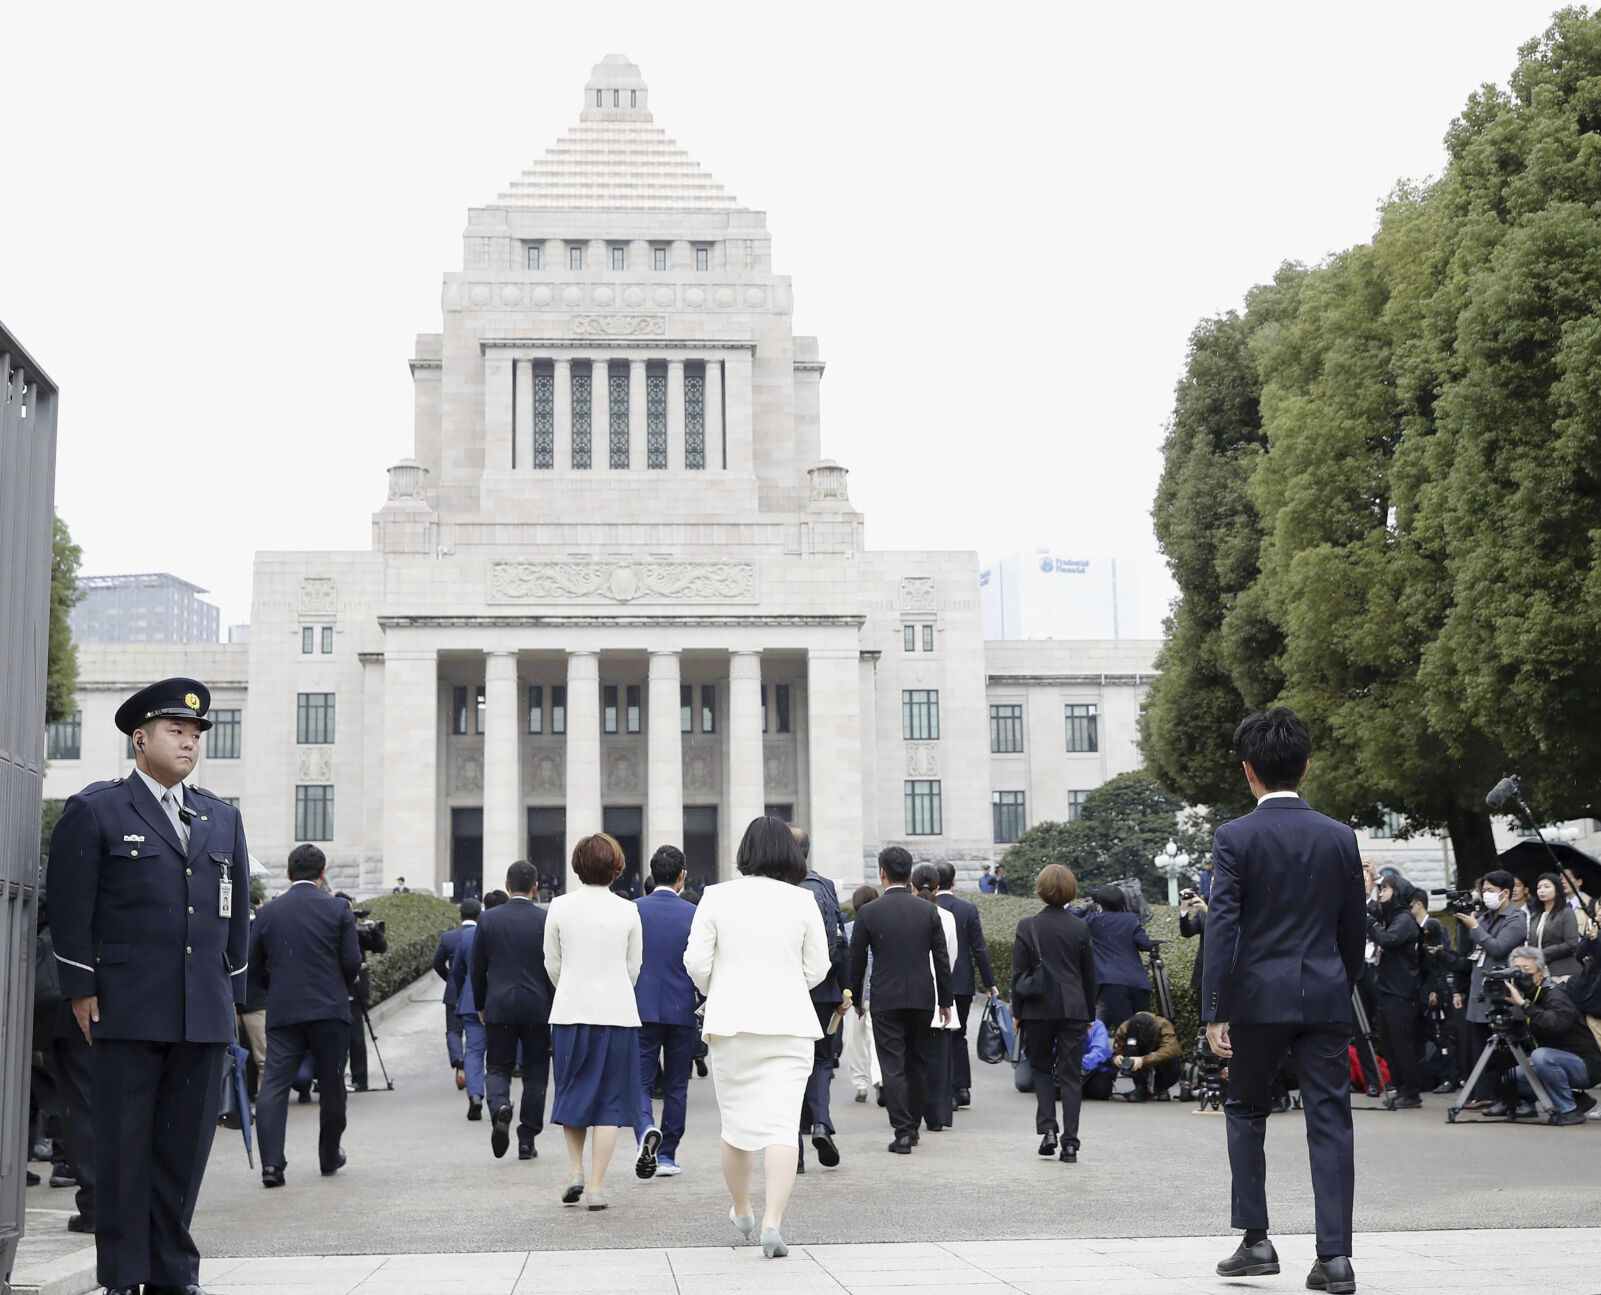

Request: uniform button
left=186, top=868, right=193, bottom=876
left=186, top=946, right=193, bottom=954
left=188, top=906, right=195, bottom=915
left=130, top=850, right=138, bottom=857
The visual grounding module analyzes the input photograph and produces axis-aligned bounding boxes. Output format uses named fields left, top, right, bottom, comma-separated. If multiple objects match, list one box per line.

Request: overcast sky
left=1, top=1, right=1563, bottom=637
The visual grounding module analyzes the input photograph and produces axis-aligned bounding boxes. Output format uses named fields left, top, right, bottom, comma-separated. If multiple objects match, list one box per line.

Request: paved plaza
left=17, top=977, right=1601, bottom=1293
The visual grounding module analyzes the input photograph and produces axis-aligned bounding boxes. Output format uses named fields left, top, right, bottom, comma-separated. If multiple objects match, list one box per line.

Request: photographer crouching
left=1499, top=947, right=1601, bottom=1124
left=1109, top=1011, right=1182, bottom=1101
left=336, top=892, right=388, bottom=1092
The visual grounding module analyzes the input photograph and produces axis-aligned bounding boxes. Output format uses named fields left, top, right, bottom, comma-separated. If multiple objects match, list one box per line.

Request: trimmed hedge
left=975, top=894, right=1201, bottom=1057
left=358, top=892, right=460, bottom=1005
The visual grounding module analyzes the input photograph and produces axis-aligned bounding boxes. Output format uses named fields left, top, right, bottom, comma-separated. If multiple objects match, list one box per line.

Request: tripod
left=1144, top=942, right=1176, bottom=1024
left=1348, top=986, right=1383, bottom=1099
left=1446, top=1017, right=1555, bottom=1124
left=358, top=1000, right=395, bottom=1091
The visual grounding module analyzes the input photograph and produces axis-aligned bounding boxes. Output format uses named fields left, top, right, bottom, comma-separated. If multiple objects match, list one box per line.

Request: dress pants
left=870, top=1008, right=931, bottom=1139
left=950, top=993, right=974, bottom=1097
left=90, top=1039, right=224, bottom=1291
left=257, top=1019, right=350, bottom=1174
left=922, top=1028, right=954, bottom=1129
left=346, top=1003, right=368, bottom=1086
left=51, top=1018, right=97, bottom=1227
left=635, top=1021, right=697, bottom=1158
left=444, top=1003, right=465, bottom=1067
left=238, top=1009, right=268, bottom=1098
left=1022, top=1019, right=1086, bottom=1141
left=1095, top=984, right=1151, bottom=1032
left=841, top=1005, right=879, bottom=1092
left=487, top=1021, right=551, bottom=1146
left=462, top=1017, right=487, bottom=1101
left=1375, top=994, right=1422, bottom=1100
left=1225, top=1023, right=1354, bottom=1259
left=800, top=1001, right=841, bottom=1135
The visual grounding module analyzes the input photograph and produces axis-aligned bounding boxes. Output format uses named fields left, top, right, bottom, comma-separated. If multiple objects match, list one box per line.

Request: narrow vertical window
left=475, top=684, right=486, bottom=734
left=603, top=685, right=619, bottom=734
left=630, top=90, right=637, bottom=107
left=452, top=686, right=469, bottom=735
left=684, top=365, right=705, bottom=469
left=608, top=363, right=629, bottom=468
left=611, top=246, right=625, bottom=271
left=626, top=684, right=642, bottom=733
left=922, top=624, right=934, bottom=652
left=903, top=625, right=916, bottom=652
left=596, top=89, right=603, bottom=107
left=761, top=684, right=769, bottom=733
left=696, top=246, right=709, bottom=271
left=532, top=363, right=555, bottom=468
left=613, top=89, right=620, bottom=107
left=1065, top=704, right=1099, bottom=753
left=700, top=684, right=716, bottom=733
left=653, top=246, right=666, bottom=271
left=527, top=245, right=541, bottom=270
left=681, top=684, right=693, bottom=733
left=570, top=245, right=583, bottom=271
left=527, top=685, right=543, bottom=734
left=776, top=684, right=791, bottom=733
left=571, top=365, right=592, bottom=468
left=322, top=626, right=334, bottom=653
left=646, top=364, right=667, bottom=468
left=551, top=685, right=567, bottom=734
left=302, top=626, right=314, bottom=654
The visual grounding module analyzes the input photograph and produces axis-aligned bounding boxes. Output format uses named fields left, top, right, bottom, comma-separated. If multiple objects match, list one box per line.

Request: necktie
left=162, top=787, right=190, bottom=849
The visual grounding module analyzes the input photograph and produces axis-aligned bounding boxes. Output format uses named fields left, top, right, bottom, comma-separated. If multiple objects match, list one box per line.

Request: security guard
left=47, top=678, right=251, bottom=1295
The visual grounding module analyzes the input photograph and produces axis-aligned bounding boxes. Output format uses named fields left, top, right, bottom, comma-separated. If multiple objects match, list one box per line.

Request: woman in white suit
left=684, top=816, right=830, bottom=1259
left=912, top=863, right=962, bottom=1131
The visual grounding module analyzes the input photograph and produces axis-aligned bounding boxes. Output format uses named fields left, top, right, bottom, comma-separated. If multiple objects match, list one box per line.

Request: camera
left=1116, top=1055, right=1138, bottom=1077
left=1179, top=888, right=1197, bottom=903
left=353, top=915, right=386, bottom=953
left=1431, top=887, right=1479, bottom=916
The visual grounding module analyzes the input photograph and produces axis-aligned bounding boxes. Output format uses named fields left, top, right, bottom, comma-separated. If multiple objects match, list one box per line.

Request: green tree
left=47, top=514, right=82, bottom=725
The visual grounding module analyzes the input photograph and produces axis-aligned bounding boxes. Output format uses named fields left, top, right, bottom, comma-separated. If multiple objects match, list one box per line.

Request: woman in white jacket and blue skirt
left=684, top=816, right=830, bottom=1258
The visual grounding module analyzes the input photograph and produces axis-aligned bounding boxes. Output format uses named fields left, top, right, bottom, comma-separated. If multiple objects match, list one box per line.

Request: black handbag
left=976, top=997, right=1007, bottom=1065
left=1013, top=923, right=1047, bottom=1001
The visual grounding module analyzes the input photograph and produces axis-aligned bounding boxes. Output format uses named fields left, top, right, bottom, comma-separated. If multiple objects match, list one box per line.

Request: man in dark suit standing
left=469, top=860, right=554, bottom=1160
left=432, top=898, right=480, bottom=1088
left=253, top=845, right=362, bottom=1187
left=631, top=845, right=699, bottom=1179
left=934, top=862, right=997, bottom=1109
left=796, top=827, right=849, bottom=1171
left=849, top=846, right=952, bottom=1155
left=47, top=678, right=251, bottom=1295
left=1203, top=708, right=1365, bottom=1295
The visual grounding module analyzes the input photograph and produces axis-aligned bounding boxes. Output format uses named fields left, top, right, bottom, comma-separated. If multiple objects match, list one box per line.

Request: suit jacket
left=432, top=924, right=468, bottom=1008
left=251, top=881, right=362, bottom=1026
left=1179, top=905, right=1206, bottom=996
left=1200, top=795, right=1366, bottom=1025
left=937, top=891, right=996, bottom=995
left=1085, top=910, right=1157, bottom=990
left=683, top=874, right=830, bottom=1039
left=46, top=776, right=252, bottom=1044
left=1011, top=906, right=1098, bottom=1022
left=634, top=889, right=699, bottom=1028
left=543, top=884, right=643, bottom=1027
left=469, top=896, right=554, bottom=1026
left=451, top=923, right=480, bottom=1016
left=800, top=871, right=850, bottom=1002
left=848, top=886, right=952, bottom=1013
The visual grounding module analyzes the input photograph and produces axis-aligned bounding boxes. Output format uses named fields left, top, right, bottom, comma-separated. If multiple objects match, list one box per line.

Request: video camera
left=350, top=910, right=387, bottom=953
left=1431, top=887, right=1479, bottom=917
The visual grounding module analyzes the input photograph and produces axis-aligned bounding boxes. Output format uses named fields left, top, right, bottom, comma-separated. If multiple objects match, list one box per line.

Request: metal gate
left=0, top=322, right=59, bottom=1285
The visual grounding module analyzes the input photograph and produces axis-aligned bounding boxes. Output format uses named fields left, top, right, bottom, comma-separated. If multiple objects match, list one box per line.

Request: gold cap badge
left=184, top=692, right=201, bottom=710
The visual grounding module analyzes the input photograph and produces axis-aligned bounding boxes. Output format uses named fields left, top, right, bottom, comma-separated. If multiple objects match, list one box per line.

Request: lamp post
left=1154, top=839, right=1191, bottom=908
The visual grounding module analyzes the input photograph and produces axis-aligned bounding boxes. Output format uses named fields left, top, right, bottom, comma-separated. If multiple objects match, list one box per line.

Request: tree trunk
left=1443, top=806, right=1499, bottom=888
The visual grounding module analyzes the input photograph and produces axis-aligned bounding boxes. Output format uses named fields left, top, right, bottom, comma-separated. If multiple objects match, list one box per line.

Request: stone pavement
left=192, top=1229, right=1601, bottom=1295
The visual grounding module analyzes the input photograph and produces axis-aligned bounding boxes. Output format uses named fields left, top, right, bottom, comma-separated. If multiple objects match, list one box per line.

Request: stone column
left=807, top=647, right=864, bottom=885
left=381, top=647, right=439, bottom=891
left=629, top=357, right=646, bottom=471
left=646, top=651, right=684, bottom=861
left=563, top=651, right=602, bottom=890
left=724, top=349, right=755, bottom=476
left=725, top=650, right=764, bottom=880
left=592, top=359, right=611, bottom=472
left=484, top=353, right=514, bottom=471
left=553, top=357, right=572, bottom=470
left=360, top=653, right=385, bottom=893
left=483, top=651, right=521, bottom=879
left=667, top=359, right=685, bottom=472
left=704, top=359, right=724, bottom=471
left=514, top=359, right=534, bottom=470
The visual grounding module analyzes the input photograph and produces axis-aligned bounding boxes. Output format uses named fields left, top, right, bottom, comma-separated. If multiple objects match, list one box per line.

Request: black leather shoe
left=795, top=1153, right=805, bottom=1174
left=1432, top=1080, right=1458, bottom=1094
left=908, top=1130, right=920, bottom=1145
left=954, top=1088, right=971, bottom=1107
left=811, top=1124, right=840, bottom=1167
left=887, top=1135, right=913, bottom=1154
left=519, top=1140, right=536, bottom=1160
left=467, top=1099, right=483, bottom=1121
left=491, top=1106, right=514, bottom=1159
left=104, top=1287, right=139, bottom=1295
left=1307, top=1256, right=1356, bottom=1293
left=25, top=1170, right=39, bottom=1186
left=295, top=1087, right=312, bottom=1105
left=1059, top=1142, right=1077, bottom=1163
left=67, top=1213, right=93, bottom=1233
left=321, top=1148, right=346, bottom=1176
left=875, top=1087, right=886, bottom=1107
left=1574, top=1091, right=1597, bottom=1114
left=1038, top=1132, right=1058, bottom=1157
left=50, top=1165, right=77, bottom=1188
left=1217, top=1239, right=1280, bottom=1277
left=262, top=1166, right=285, bottom=1188
left=1383, top=1093, right=1422, bottom=1110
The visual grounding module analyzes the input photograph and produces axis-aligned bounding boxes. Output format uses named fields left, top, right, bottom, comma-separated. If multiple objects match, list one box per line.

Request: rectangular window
left=608, top=362, right=629, bottom=469
left=901, top=690, right=940, bottom=741
left=684, top=365, right=705, bottom=469
left=1065, top=703, right=1099, bottom=753
left=613, top=89, right=620, bottom=107
left=551, top=685, right=567, bottom=734
left=611, top=245, right=625, bottom=271
left=681, top=684, right=693, bottom=733
left=126, top=734, right=136, bottom=760
left=626, top=684, right=642, bottom=734
left=701, top=684, right=716, bottom=733
left=904, top=780, right=943, bottom=835
left=475, top=684, right=486, bottom=734
left=922, top=624, right=934, bottom=652
left=695, top=246, right=709, bottom=271
left=296, top=693, right=335, bottom=744
left=776, top=683, right=791, bottom=733
left=993, top=790, right=1026, bottom=844
left=532, top=363, right=555, bottom=468
left=321, top=626, right=333, bottom=654
left=595, top=89, right=602, bottom=107
left=527, top=685, right=543, bottom=735
left=452, top=685, right=469, bottom=735
left=990, top=704, right=1023, bottom=753
left=603, top=685, right=619, bottom=734
left=569, top=245, right=583, bottom=271
left=903, top=625, right=916, bottom=652
left=46, top=710, right=81, bottom=761
left=761, top=685, right=768, bottom=733
left=295, top=785, right=334, bottom=841
left=208, top=709, right=241, bottom=759
left=526, top=245, right=541, bottom=270
left=646, top=365, right=668, bottom=469
left=1067, top=790, right=1089, bottom=822
left=630, top=89, right=637, bottom=107
left=301, top=625, right=314, bottom=654
left=571, top=366, right=592, bottom=469
left=653, top=246, right=667, bottom=271
left=1372, top=807, right=1403, bottom=839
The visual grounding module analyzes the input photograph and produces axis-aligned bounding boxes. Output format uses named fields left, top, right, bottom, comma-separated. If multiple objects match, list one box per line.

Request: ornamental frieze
left=488, top=560, right=756, bottom=604
left=570, top=314, right=667, bottom=336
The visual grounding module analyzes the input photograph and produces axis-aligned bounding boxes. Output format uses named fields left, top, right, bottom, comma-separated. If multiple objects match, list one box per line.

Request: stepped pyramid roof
left=496, top=55, right=737, bottom=211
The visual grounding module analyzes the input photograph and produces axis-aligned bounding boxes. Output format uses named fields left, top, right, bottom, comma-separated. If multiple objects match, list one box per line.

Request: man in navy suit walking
left=253, top=844, right=363, bottom=1187
left=1203, top=708, right=1366, bottom=1295
left=631, top=845, right=699, bottom=1179
left=469, top=860, right=555, bottom=1160
left=432, top=898, right=480, bottom=1087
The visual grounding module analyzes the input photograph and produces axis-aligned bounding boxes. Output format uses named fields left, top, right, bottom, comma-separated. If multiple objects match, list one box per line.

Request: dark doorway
left=527, top=806, right=566, bottom=901
left=604, top=805, right=644, bottom=899
left=764, top=803, right=794, bottom=823
left=683, top=805, right=718, bottom=891
left=451, top=807, right=483, bottom=900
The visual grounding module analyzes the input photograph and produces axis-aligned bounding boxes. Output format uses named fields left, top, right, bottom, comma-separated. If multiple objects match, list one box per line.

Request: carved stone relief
left=489, top=560, right=755, bottom=604
left=683, top=744, right=719, bottom=796
left=525, top=748, right=564, bottom=795
left=899, top=577, right=936, bottom=611
left=764, top=740, right=796, bottom=795
left=300, top=578, right=337, bottom=614
left=604, top=747, right=642, bottom=796
left=296, top=746, right=333, bottom=782
left=571, top=314, right=666, bottom=336
left=905, top=744, right=939, bottom=777
left=450, top=746, right=484, bottom=794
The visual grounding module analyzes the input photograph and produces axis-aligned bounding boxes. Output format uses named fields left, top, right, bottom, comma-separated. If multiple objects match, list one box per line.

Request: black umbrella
left=1496, top=839, right=1601, bottom=908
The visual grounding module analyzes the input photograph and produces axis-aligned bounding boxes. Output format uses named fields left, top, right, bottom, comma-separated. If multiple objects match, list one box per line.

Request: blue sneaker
left=655, top=1156, right=682, bottom=1177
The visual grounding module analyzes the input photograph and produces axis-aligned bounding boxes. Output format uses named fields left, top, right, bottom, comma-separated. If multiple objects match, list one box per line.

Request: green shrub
left=976, top=895, right=1201, bottom=1058
left=359, top=892, right=459, bottom=1005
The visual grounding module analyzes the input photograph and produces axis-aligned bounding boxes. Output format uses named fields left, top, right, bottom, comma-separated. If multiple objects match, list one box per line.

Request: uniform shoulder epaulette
left=79, top=778, right=124, bottom=797
left=189, top=784, right=224, bottom=803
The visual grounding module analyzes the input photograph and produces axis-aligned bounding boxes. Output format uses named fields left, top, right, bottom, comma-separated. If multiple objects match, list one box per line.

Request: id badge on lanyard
left=218, top=857, right=234, bottom=919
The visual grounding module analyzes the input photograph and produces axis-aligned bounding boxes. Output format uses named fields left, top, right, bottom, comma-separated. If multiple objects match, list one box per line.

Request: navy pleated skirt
left=550, top=1023, right=641, bottom=1127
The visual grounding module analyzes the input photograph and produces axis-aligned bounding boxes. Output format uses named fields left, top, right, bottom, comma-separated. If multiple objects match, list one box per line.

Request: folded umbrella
left=217, top=1041, right=255, bottom=1168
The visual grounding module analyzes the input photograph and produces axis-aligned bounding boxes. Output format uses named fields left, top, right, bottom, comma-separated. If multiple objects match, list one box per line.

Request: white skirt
left=706, top=1031, right=814, bottom=1151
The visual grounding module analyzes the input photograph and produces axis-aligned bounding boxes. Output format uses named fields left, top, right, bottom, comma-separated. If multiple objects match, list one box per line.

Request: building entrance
left=451, top=807, right=483, bottom=899
left=603, top=805, right=644, bottom=898
left=527, top=806, right=566, bottom=901
left=683, top=805, right=718, bottom=891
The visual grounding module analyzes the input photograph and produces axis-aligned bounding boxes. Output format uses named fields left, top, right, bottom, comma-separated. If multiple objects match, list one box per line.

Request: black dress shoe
left=491, top=1106, right=514, bottom=1159
left=519, top=1142, right=536, bottom=1159
left=1307, top=1256, right=1356, bottom=1293
left=262, top=1166, right=285, bottom=1188
left=67, top=1213, right=93, bottom=1233
left=908, top=1130, right=920, bottom=1145
left=954, top=1088, right=971, bottom=1107
left=1573, top=1091, right=1597, bottom=1114
left=295, top=1087, right=313, bottom=1105
left=1382, top=1093, right=1422, bottom=1110
left=887, top=1135, right=913, bottom=1154
left=104, top=1287, right=140, bottom=1295
left=1432, top=1080, right=1458, bottom=1094
left=1059, top=1143, right=1077, bottom=1163
left=811, top=1124, right=840, bottom=1167
left=795, top=1154, right=805, bottom=1174
left=321, top=1148, right=346, bottom=1176
left=1217, top=1238, right=1280, bottom=1277
left=467, top=1099, right=483, bottom=1121
left=1038, top=1132, right=1058, bottom=1157
left=25, top=1170, right=39, bottom=1186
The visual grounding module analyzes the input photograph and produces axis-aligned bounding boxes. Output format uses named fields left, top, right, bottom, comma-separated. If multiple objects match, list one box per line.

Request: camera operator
left=1109, top=1010, right=1182, bottom=1101
left=1415, top=895, right=1470, bottom=1092
left=1366, top=876, right=1423, bottom=1108
left=1458, top=870, right=1528, bottom=1108
left=335, top=892, right=388, bottom=1092
left=1179, top=887, right=1206, bottom=1005
left=1500, top=947, right=1601, bottom=1124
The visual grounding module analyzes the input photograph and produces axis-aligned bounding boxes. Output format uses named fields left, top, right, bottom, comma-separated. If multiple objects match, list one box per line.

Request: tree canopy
left=47, top=514, right=81, bottom=726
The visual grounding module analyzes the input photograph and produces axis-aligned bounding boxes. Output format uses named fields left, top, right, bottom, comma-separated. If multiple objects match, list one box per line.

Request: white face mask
left=1481, top=890, right=1503, bottom=911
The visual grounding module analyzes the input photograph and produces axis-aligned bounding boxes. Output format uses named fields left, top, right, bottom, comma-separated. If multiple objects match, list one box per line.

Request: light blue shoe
left=761, top=1226, right=788, bottom=1258
left=655, top=1156, right=682, bottom=1177
left=729, top=1206, right=756, bottom=1240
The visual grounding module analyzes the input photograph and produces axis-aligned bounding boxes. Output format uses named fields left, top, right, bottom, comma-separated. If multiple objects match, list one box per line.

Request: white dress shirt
left=543, top=884, right=643, bottom=1027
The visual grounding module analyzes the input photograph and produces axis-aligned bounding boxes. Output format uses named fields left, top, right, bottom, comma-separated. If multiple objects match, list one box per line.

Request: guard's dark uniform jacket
left=49, top=776, right=251, bottom=1038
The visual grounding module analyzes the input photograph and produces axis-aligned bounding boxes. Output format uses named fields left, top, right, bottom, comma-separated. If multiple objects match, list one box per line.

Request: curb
left=368, top=968, right=440, bottom=1029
